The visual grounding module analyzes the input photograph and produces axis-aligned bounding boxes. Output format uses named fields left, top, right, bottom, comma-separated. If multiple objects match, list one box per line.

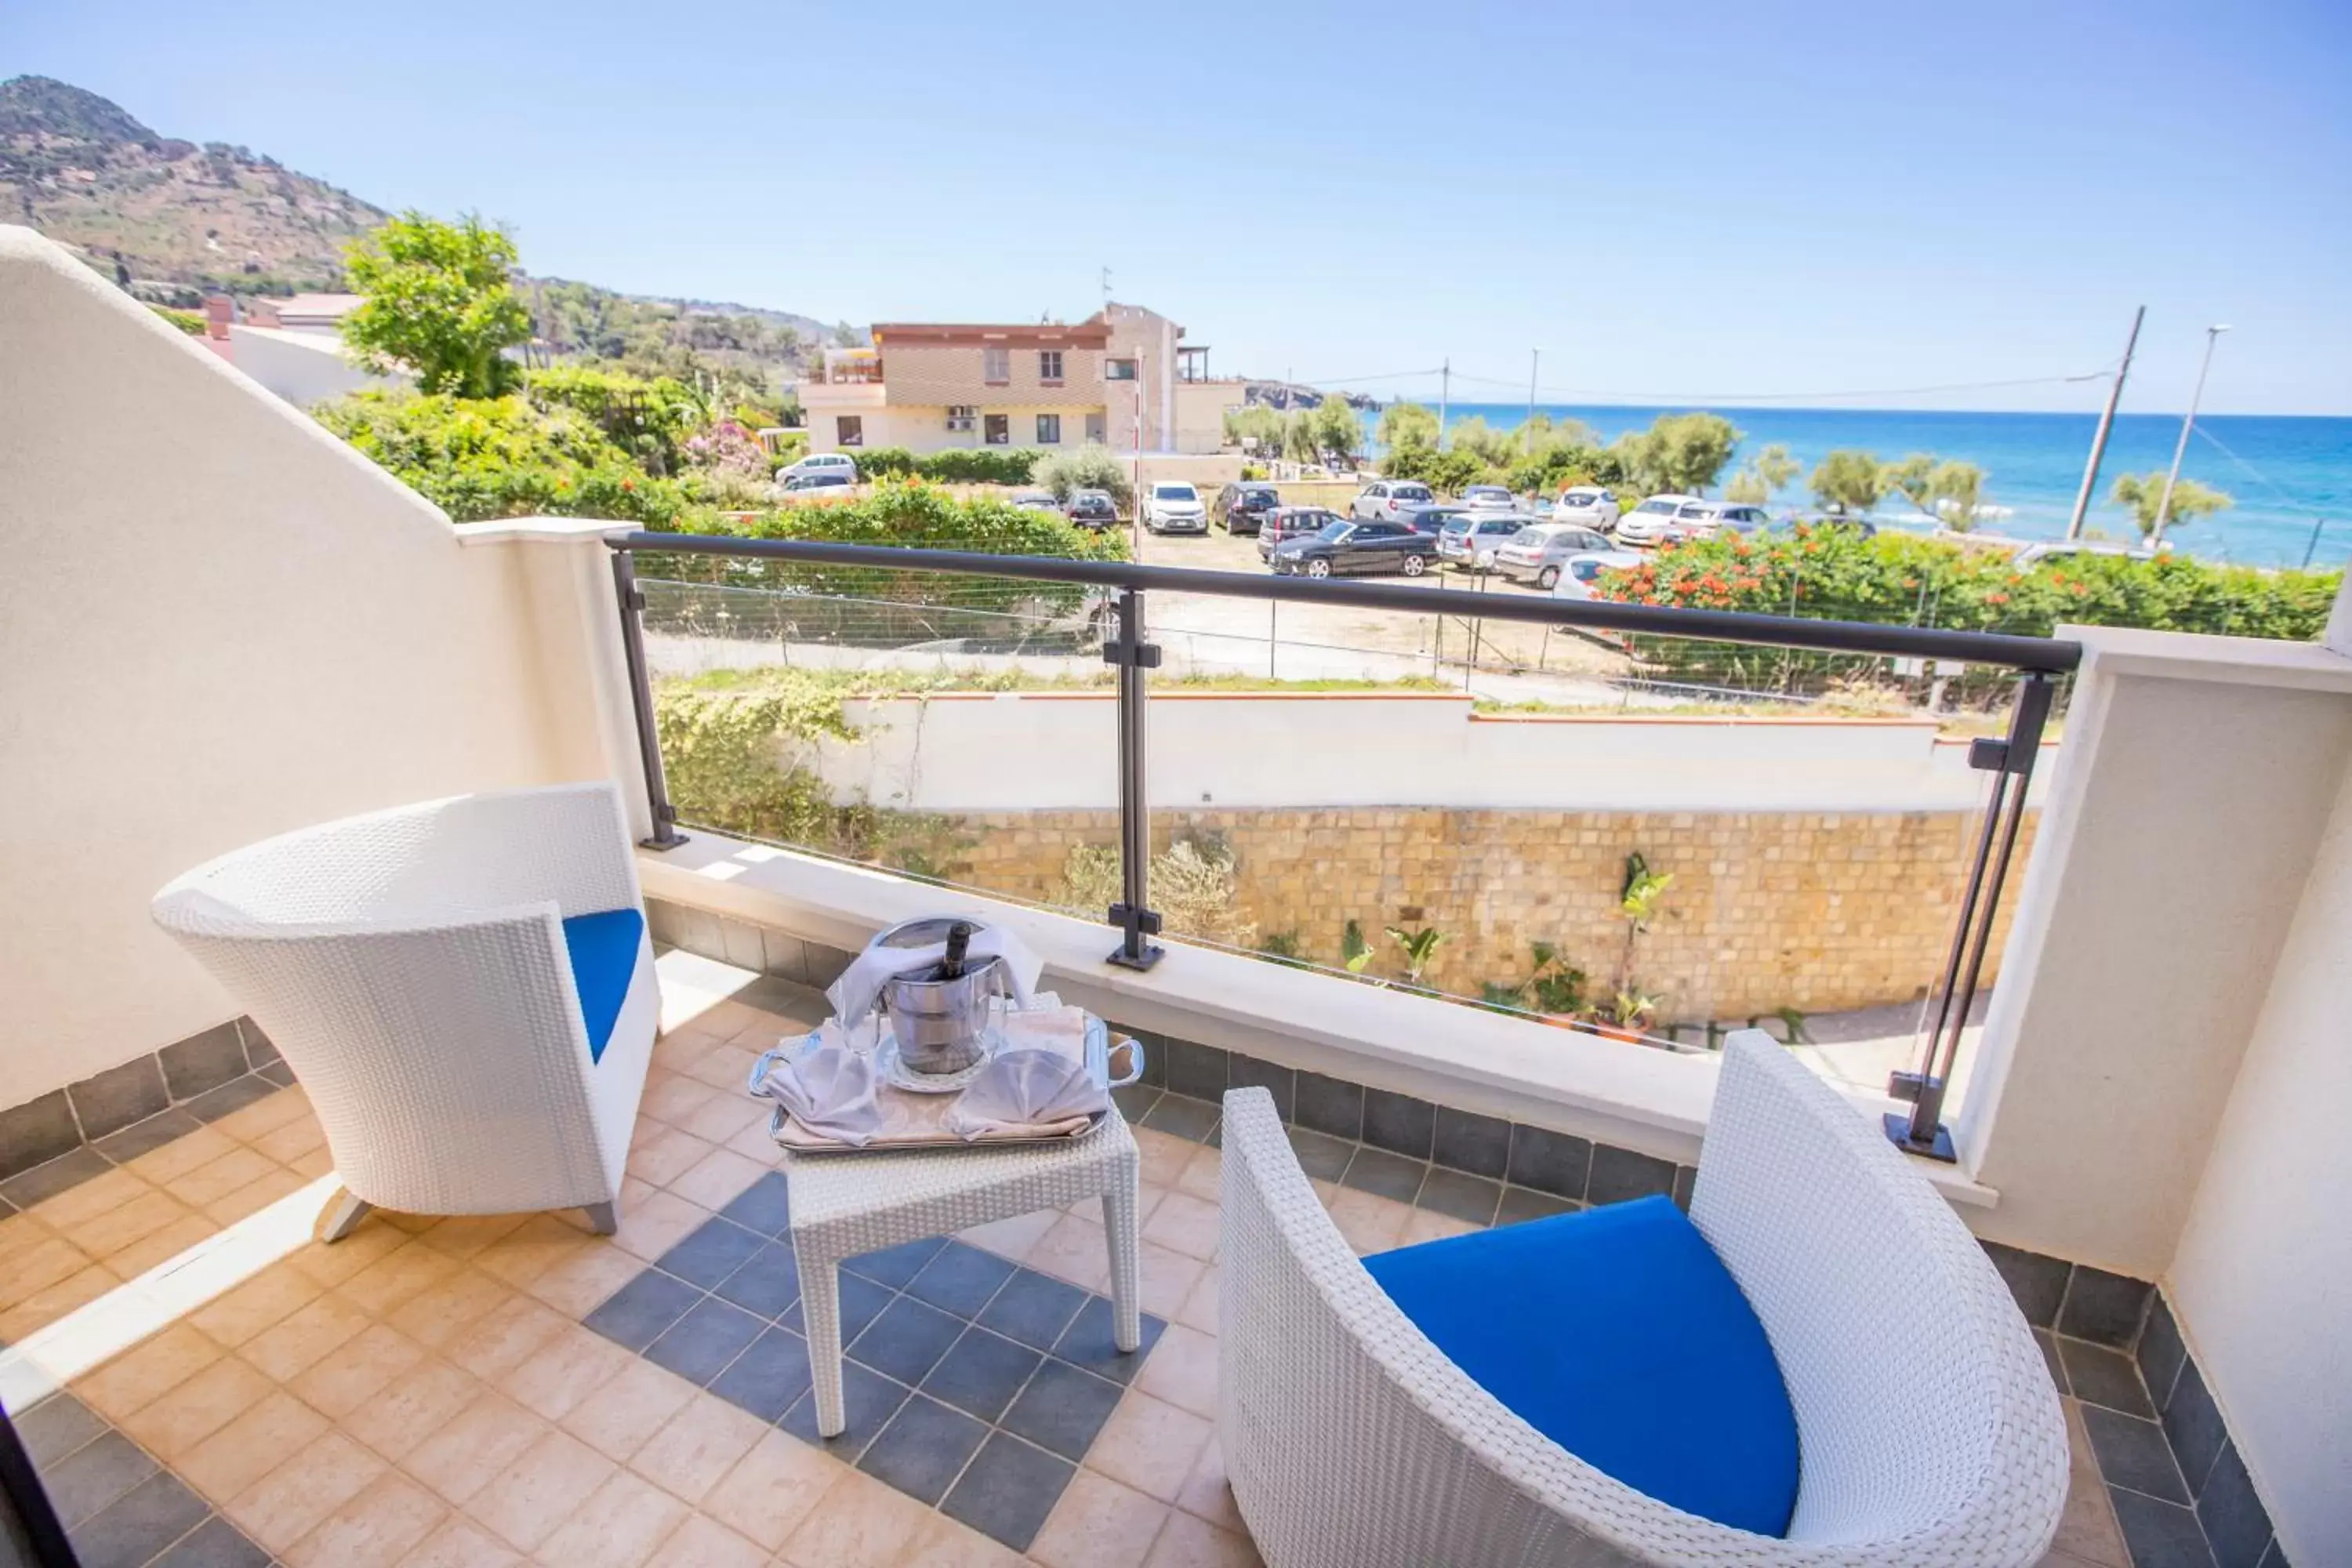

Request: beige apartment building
left=798, top=300, right=1245, bottom=457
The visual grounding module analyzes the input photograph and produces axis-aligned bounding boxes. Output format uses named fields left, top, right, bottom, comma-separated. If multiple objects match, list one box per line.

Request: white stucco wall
left=224, top=325, right=405, bottom=408
left=0, top=227, right=614, bottom=1108
left=2167, top=755, right=2352, bottom=1563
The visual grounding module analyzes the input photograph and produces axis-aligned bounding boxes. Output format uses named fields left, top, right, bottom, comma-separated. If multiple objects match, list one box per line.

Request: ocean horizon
left=1356, top=401, right=2352, bottom=570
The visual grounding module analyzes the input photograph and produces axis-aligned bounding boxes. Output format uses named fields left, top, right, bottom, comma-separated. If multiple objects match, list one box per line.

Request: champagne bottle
left=938, top=921, right=974, bottom=982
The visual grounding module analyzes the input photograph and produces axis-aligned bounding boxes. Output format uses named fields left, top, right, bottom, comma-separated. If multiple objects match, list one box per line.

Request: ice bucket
left=870, top=916, right=1006, bottom=1076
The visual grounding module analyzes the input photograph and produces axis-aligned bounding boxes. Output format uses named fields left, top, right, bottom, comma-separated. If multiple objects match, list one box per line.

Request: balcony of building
left=3, top=223, right=2342, bottom=1567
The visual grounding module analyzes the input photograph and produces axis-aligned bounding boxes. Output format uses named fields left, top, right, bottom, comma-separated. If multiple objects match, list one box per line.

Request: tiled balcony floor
left=0, top=955, right=2147, bottom=1568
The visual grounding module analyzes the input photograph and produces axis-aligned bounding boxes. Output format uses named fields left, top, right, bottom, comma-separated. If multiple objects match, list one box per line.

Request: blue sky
left=8, top=0, right=2350, bottom=413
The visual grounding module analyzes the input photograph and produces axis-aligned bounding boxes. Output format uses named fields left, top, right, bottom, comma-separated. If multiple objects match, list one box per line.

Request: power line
left=2191, top=422, right=2325, bottom=521
left=1435, top=369, right=2114, bottom=405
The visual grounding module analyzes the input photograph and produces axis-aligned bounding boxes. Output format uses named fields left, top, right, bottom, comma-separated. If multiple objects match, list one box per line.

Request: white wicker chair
left=1219, top=1032, right=2068, bottom=1567
left=151, top=782, right=658, bottom=1240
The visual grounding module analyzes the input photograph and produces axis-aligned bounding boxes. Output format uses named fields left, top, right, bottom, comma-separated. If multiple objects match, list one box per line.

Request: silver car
left=1492, top=523, right=1621, bottom=590
left=1436, top=513, right=1537, bottom=568
left=1552, top=485, right=1622, bottom=531
left=1351, top=479, right=1436, bottom=521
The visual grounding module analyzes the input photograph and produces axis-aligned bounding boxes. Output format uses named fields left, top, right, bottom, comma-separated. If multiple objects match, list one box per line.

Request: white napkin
left=942, top=1048, right=1110, bottom=1141
left=826, top=924, right=1043, bottom=1028
left=752, top=1042, right=884, bottom=1146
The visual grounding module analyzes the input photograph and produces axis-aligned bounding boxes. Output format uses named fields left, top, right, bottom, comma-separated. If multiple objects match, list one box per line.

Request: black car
left=1396, top=502, right=1469, bottom=535
left=1213, top=481, right=1283, bottom=535
left=1256, top=506, right=1344, bottom=558
left=1270, top=517, right=1439, bottom=579
left=1065, top=488, right=1119, bottom=528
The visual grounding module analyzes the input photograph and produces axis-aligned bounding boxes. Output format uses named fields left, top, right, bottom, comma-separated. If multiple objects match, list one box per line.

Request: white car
left=1350, top=479, right=1436, bottom=522
left=1670, top=500, right=1773, bottom=543
left=1550, top=549, right=1646, bottom=600
left=1615, top=493, right=1698, bottom=546
left=1457, top=484, right=1519, bottom=511
left=1552, top=485, right=1622, bottom=531
left=1143, top=481, right=1208, bottom=533
left=1491, top=523, right=1621, bottom=589
left=776, top=452, right=858, bottom=487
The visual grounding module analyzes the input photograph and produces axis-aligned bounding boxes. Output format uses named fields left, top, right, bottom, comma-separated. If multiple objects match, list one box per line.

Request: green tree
left=1312, top=397, right=1364, bottom=465
left=1033, top=442, right=1134, bottom=509
left=341, top=212, right=532, bottom=397
left=1810, top=448, right=1887, bottom=515
left=1723, top=468, right=1769, bottom=504
left=1928, top=459, right=1987, bottom=532
left=1448, top=416, right=1517, bottom=467
left=1225, top=405, right=1286, bottom=451
left=1755, top=443, right=1800, bottom=495
left=1376, top=401, right=1439, bottom=452
left=1613, top=412, right=1741, bottom=495
left=1281, top=409, right=1323, bottom=466
left=2111, top=471, right=2234, bottom=540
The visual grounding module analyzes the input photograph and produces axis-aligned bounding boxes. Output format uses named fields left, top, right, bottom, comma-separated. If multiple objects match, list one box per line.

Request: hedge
left=847, top=447, right=1042, bottom=485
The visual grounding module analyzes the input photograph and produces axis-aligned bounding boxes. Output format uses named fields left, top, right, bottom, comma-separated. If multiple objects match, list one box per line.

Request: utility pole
left=2151, top=325, right=2230, bottom=546
left=1526, top=348, right=1541, bottom=449
left=2065, top=307, right=2145, bottom=540
left=1438, top=358, right=1450, bottom=450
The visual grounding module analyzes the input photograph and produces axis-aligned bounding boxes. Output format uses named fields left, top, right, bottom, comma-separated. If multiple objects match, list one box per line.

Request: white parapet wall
left=803, top=692, right=2045, bottom=815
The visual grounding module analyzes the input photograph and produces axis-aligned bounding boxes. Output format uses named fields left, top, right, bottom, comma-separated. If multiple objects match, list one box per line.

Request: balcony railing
left=808, top=357, right=884, bottom=384
left=605, top=532, right=2079, bottom=1160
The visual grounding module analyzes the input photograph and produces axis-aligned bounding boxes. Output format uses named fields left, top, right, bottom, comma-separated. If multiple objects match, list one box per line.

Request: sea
left=1361, top=403, right=2352, bottom=570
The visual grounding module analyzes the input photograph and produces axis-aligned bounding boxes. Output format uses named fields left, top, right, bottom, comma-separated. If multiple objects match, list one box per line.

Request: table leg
left=794, top=1237, right=848, bottom=1437
left=1101, top=1178, right=1142, bottom=1354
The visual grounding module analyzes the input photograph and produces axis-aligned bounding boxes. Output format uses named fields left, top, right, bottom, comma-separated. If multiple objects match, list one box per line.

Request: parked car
left=1492, top=522, right=1623, bottom=589
left=776, top=452, right=858, bottom=488
left=1551, top=549, right=1646, bottom=600
left=1670, top=500, right=1773, bottom=543
left=1065, top=488, right=1119, bottom=528
left=1615, top=493, right=1699, bottom=546
left=1436, top=513, right=1537, bottom=569
left=1143, top=481, right=1208, bottom=533
left=1396, top=503, right=1469, bottom=535
left=779, top=470, right=855, bottom=494
left=1457, top=484, right=1519, bottom=510
left=1213, top=482, right=1283, bottom=535
left=1258, top=506, right=1345, bottom=559
left=1269, top=517, right=1439, bottom=579
left=1350, top=479, right=1436, bottom=522
left=1552, top=485, right=1622, bottom=531
left=1009, top=489, right=1063, bottom=514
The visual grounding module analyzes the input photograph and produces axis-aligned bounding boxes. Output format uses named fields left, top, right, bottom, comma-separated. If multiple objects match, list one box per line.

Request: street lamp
left=2151, top=325, right=2231, bottom=546
left=1526, top=348, right=1542, bottom=450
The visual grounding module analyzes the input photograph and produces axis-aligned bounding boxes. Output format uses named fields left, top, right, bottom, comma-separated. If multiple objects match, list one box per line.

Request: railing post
left=610, top=549, right=688, bottom=851
left=1888, top=673, right=2056, bottom=1159
left=1103, top=586, right=1163, bottom=970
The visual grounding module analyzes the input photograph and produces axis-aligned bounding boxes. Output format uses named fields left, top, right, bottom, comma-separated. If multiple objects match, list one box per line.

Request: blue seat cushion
left=1362, top=1193, right=1798, bottom=1536
left=561, top=908, right=644, bottom=1064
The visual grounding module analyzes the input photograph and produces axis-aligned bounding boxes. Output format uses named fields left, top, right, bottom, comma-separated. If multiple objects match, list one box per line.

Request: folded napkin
left=942, top=1047, right=1111, bottom=1142
left=751, top=1042, right=884, bottom=1146
left=827, top=924, right=1043, bottom=1028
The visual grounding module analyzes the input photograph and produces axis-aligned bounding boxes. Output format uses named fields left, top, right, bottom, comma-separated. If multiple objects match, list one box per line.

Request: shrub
left=1033, top=442, right=1134, bottom=509
left=524, top=365, right=703, bottom=477
left=151, top=305, right=207, bottom=336
left=1056, top=835, right=1258, bottom=948
left=845, top=447, right=1040, bottom=485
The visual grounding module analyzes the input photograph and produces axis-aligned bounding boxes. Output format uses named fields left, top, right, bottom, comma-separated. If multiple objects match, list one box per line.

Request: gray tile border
left=1415, top=1166, right=1501, bottom=1226
left=64, top=1057, right=170, bottom=1142
left=2082, top=1404, right=2190, bottom=1504
left=1338, top=1145, right=1427, bottom=1203
left=1360, top=1088, right=1436, bottom=1160
left=2161, top=1359, right=2229, bottom=1497
left=1586, top=1144, right=1676, bottom=1207
left=1982, top=1240, right=2072, bottom=1329
left=1160, top=1040, right=1229, bottom=1102
left=2057, top=1263, right=2153, bottom=1348
left=0, top=1145, right=114, bottom=1210
left=0, top=1090, right=82, bottom=1181
left=1431, top=1106, right=1510, bottom=1180
left=1225, top=1055, right=1294, bottom=1121
left=2111, top=1486, right=2221, bottom=1568
left=1504, top=1123, right=1592, bottom=1200
left=2196, top=1441, right=2274, bottom=1568
left=1138, top=1092, right=1219, bottom=1142
left=1290, top=1071, right=1363, bottom=1141
left=158, top=1022, right=249, bottom=1102
left=2059, top=1337, right=2156, bottom=1419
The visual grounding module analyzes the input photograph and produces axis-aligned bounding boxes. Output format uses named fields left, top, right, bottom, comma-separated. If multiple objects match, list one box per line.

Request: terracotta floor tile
left=683, top=1043, right=761, bottom=1091
left=1138, top=1242, right=1207, bottom=1321
left=1087, top=1392, right=1213, bottom=1504
left=1401, top=1207, right=1479, bottom=1246
left=0, top=1261, right=119, bottom=1340
left=104, top=1210, right=221, bottom=1278
left=474, top=1214, right=595, bottom=1290
left=212, top=1086, right=315, bottom=1142
left=402, top=1391, right=550, bottom=1506
left=227, top=1429, right=389, bottom=1552
left=1029, top=1469, right=1171, bottom=1568
left=1134, top=1130, right=1196, bottom=1189
left=27, top=1166, right=152, bottom=1231
left=641, top=1512, right=767, bottom=1568
left=1174, top=1438, right=1245, bottom=1533
left=723, top=1116, right=784, bottom=1161
left=1142, top=1510, right=1262, bottom=1567
left=177, top=1390, right=332, bottom=1501
left=343, top=1357, right=483, bottom=1462
left=626, top=1392, right=768, bottom=1504
left=395, top=1516, right=528, bottom=1567
left=172, top=1148, right=282, bottom=1210
left=75, top=1321, right=222, bottom=1419
left=901, top=1512, right=1028, bottom=1567
left=666, top=1147, right=768, bottom=1210
left=1174, top=1147, right=1223, bottom=1202
left=286, top=1218, right=409, bottom=1288
left=243, top=1291, right=372, bottom=1382
left=467, top=1428, right=618, bottom=1552
left=626, top=1127, right=713, bottom=1189
left=1134, top=1324, right=1219, bottom=1420
left=252, top=1114, right=329, bottom=1166
left=1324, top=1189, right=1412, bottom=1255
left=640, top=1075, right=721, bottom=1128
left=390, top=1267, right=516, bottom=1350
left=292, top=1322, right=428, bottom=1417
left=290, top=1147, right=337, bottom=1179
left=778, top=1468, right=931, bottom=1568
left=415, top=1213, right=532, bottom=1261
left=204, top=1166, right=311, bottom=1225
left=117, top=1352, right=274, bottom=1457
left=524, top=1245, right=645, bottom=1318
left=956, top=1210, right=1058, bottom=1263
left=1027, top=1213, right=1113, bottom=1292
left=0, top=1235, right=92, bottom=1312
left=446, top=1294, right=569, bottom=1383
left=559, top=1357, right=698, bottom=1462
left=677, top=1094, right=767, bottom=1147
left=702, top=1428, right=844, bottom=1550
left=1143, top=1192, right=1221, bottom=1263
left=530, top=1468, right=687, bottom=1568
left=608, top=1189, right=710, bottom=1265
left=286, top=1469, right=448, bottom=1568
left=190, top=1263, right=325, bottom=1348
left=343, top=1240, right=470, bottom=1316
left=1174, top=1266, right=1220, bottom=1338
left=498, top=1324, right=636, bottom=1422
left=76, top=1188, right=198, bottom=1260
left=1069, top=1184, right=1167, bottom=1226
left=125, top=1124, right=240, bottom=1184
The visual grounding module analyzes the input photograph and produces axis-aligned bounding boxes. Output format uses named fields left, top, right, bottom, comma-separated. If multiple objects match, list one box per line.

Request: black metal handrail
left=605, top=531, right=2078, bottom=1161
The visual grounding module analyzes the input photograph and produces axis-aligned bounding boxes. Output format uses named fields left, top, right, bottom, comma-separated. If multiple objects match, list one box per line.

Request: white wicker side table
left=782, top=1109, right=1142, bottom=1436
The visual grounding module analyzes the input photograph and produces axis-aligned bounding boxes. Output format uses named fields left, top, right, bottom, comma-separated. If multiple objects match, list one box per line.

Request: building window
left=946, top=405, right=975, bottom=432
left=1036, top=414, right=1062, bottom=445
left=836, top=416, right=863, bottom=448
left=1039, top=350, right=1064, bottom=383
left=983, top=347, right=1010, bottom=383
left=1106, top=358, right=1138, bottom=381
left=1085, top=412, right=1107, bottom=444
left=984, top=413, right=1010, bottom=445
